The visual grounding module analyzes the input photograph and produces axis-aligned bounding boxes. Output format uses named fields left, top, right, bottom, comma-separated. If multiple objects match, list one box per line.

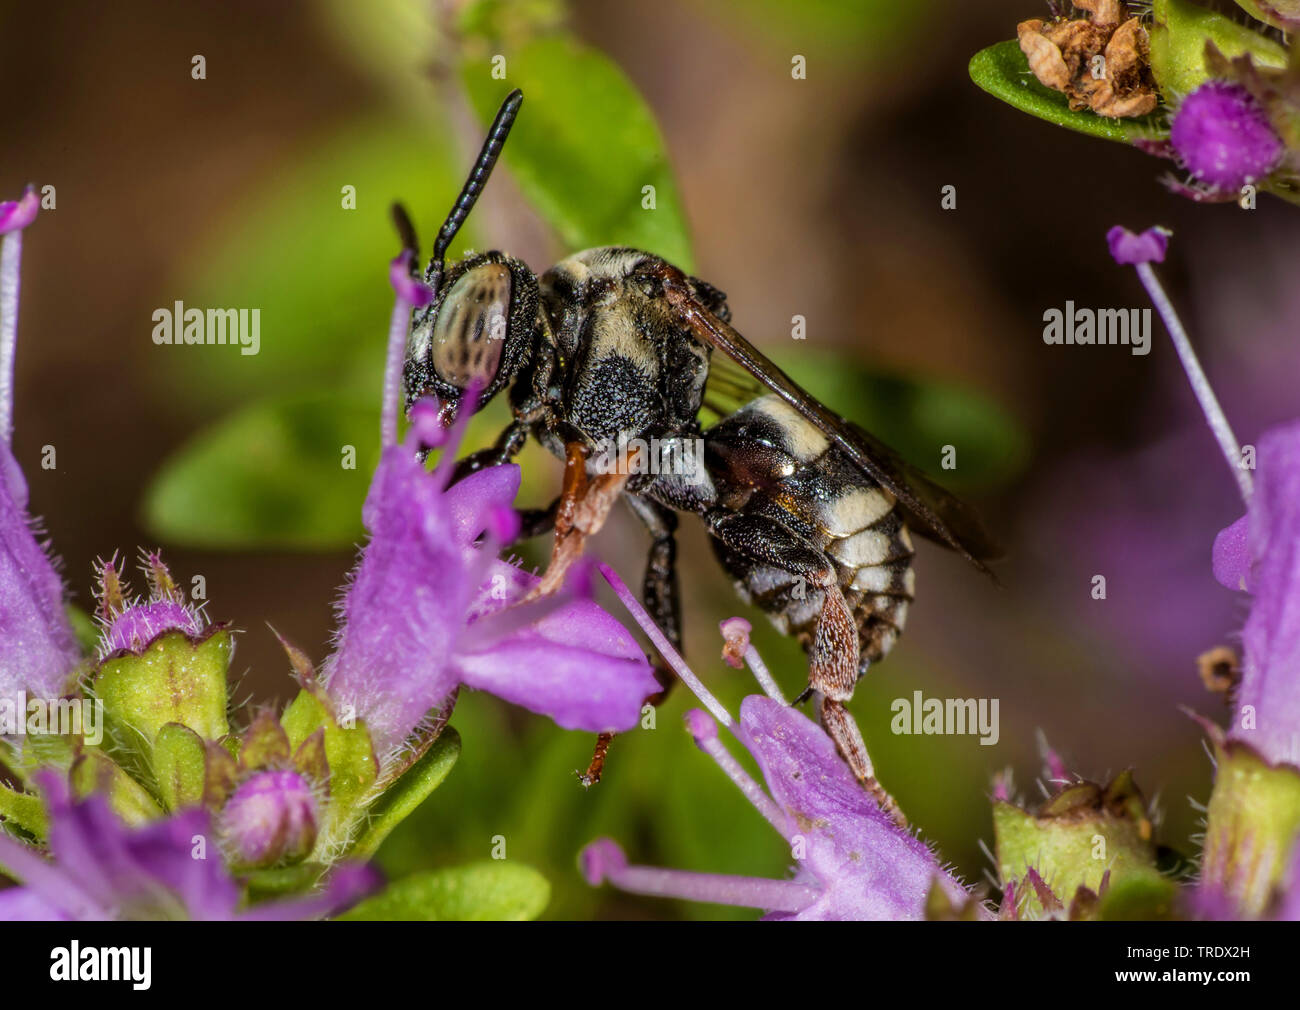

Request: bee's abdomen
left=725, top=499, right=915, bottom=674
left=706, top=397, right=916, bottom=675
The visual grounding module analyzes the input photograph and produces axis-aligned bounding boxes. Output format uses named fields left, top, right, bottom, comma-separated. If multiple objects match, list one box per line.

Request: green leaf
left=969, top=40, right=1164, bottom=143
left=349, top=729, right=461, bottom=859
left=144, top=393, right=379, bottom=550
left=774, top=352, right=1029, bottom=491
left=461, top=34, right=694, bottom=269
left=0, top=783, right=47, bottom=840
left=1150, top=0, right=1289, bottom=102
left=338, top=861, right=550, bottom=921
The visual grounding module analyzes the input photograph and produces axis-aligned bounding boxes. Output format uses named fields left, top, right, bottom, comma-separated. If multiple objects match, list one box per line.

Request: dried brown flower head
left=1017, top=2, right=1158, bottom=118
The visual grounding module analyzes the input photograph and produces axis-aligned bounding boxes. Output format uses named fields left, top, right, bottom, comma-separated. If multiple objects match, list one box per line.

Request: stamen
left=1107, top=227, right=1254, bottom=505
left=1136, top=260, right=1252, bottom=503
left=745, top=645, right=786, bottom=705
left=0, top=230, right=24, bottom=448
left=430, top=380, right=483, bottom=490
left=718, top=616, right=787, bottom=703
left=381, top=250, right=434, bottom=448
left=0, top=188, right=38, bottom=449
left=599, top=563, right=733, bottom=728
left=580, top=838, right=818, bottom=913
left=686, top=710, right=790, bottom=838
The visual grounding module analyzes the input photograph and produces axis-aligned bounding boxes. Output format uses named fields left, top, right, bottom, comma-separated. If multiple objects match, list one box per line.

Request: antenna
left=425, top=88, right=524, bottom=296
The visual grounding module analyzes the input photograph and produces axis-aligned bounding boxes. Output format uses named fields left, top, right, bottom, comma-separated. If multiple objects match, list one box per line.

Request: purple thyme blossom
left=1170, top=81, right=1283, bottom=192
left=582, top=566, right=975, bottom=920
left=0, top=774, right=376, bottom=920
left=0, top=189, right=80, bottom=707
left=218, top=769, right=319, bottom=868
left=321, top=252, right=659, bottom=760
left=324, top=405, right=658, bottom=758
left=1211, top=422, right=1300, bottom=766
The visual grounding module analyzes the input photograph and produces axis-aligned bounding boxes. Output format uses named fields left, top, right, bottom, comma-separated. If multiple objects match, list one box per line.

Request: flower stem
left=1136, top=261, right=1253, bottom=504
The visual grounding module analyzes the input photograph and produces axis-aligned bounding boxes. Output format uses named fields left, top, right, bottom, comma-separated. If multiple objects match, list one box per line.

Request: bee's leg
left=624, top=495, right=682, bottom=696
left=705, top=510, right=856, bottom=700
left=507, top=500, right=557, bottom=546
left=704, top=510, right=898, bottom=814
left=450, top=418, right=532, bottom=482
left=528, top=442, right=630, bottom=600
left=578, top=495, right=679, bottom=788
left=819, top=694, right=906, bottom=828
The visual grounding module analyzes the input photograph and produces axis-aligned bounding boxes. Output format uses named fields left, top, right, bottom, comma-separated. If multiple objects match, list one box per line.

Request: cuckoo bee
left=398, top=89, right=998, bottom=797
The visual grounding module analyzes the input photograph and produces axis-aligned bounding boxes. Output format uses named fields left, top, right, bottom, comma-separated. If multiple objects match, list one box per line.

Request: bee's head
left=403, top=250, right=539, bottom=422
left=396, top=88, right=533, bottom=425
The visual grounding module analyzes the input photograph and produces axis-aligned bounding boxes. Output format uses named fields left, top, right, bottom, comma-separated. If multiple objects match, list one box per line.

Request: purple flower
left=0, top=191, right=80, bottom=709
left=1211, top=422, right=1300, bottom=766
left=218, top=770, right=318, bottom=868
left=0, top=774, right=376, bottom=920
left=1106, top=225, right=1169, bottom=266
left=322, top=257, right=659, bottom=762
left=1170, top=81, right=1283, bottom=192
left=581, top=566, right=976, bottom=921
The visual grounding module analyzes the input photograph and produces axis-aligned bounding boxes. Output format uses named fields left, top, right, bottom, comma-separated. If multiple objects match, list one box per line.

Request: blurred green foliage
left=340, top=862, right=551, bottom=920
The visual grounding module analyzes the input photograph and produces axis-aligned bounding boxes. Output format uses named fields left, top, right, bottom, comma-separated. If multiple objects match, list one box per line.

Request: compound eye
left=430, top=263, right=512, bottom=389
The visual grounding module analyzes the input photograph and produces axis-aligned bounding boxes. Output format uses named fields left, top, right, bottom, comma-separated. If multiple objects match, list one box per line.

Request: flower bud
left=1170, top=80, right=1283, bottom=191
left=219, top=769, right=319, bottom=869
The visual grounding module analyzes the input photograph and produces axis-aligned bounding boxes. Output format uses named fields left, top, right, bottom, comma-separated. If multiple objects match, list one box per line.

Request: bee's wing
left=670, top=277, right=1000, bottom=574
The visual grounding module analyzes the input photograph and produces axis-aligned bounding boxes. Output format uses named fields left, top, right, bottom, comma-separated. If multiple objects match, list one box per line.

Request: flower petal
left=738, top=696, right=971, bottom=920
left=325, top=445, right=468, bottom=756
left=443, top=464, right=522, bottom=545
left=1213, top=513, right=1251, bottom=592
left=0, top=443, right=81, bottom=704
left=453, top=599, right=658, bottom=733
left=1232, top=420, right=1300, bottom=765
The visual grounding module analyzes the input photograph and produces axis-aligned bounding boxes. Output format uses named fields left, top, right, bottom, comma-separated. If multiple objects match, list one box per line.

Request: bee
left=399, top=89, right=998, bottom=799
